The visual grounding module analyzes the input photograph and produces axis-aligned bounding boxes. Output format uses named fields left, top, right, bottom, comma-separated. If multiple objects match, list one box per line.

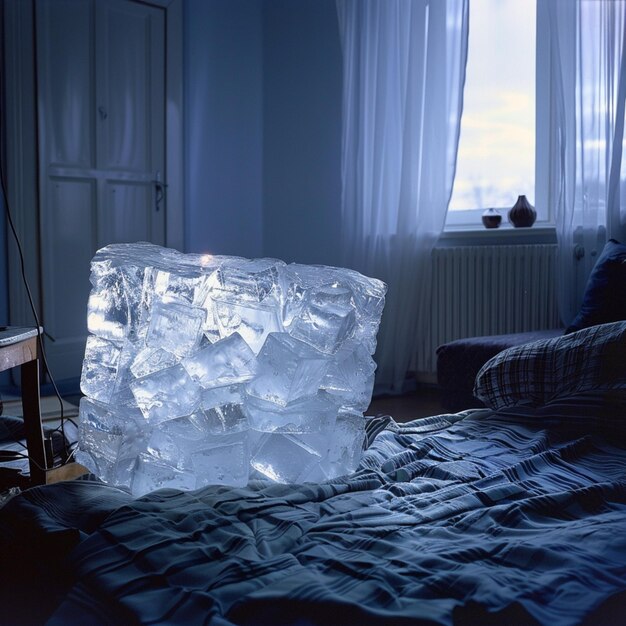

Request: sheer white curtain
left=547, top=0, right=626, bottom=326
left=336, top=0, right=468, bottom=393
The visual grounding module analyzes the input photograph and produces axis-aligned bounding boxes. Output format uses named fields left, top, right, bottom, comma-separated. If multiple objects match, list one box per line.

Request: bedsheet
left=1, top=405, right=625, bottom=625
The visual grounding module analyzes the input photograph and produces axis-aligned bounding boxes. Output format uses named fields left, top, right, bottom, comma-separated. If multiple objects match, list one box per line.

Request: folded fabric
left=474, top=321, right=626, bottom=410
left=566, top=238, right=626, bottom=333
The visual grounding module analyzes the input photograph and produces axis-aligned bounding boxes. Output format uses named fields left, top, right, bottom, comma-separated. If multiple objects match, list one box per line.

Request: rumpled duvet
left=1, top=404, right=625, bottom=625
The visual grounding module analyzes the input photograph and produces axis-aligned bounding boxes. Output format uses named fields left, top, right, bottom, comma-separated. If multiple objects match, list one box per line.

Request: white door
left=36, top=0, right=166, bottom=380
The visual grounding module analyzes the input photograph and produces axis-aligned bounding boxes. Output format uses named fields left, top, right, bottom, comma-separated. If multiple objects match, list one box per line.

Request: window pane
left=449, top=0, right=536, bottom=212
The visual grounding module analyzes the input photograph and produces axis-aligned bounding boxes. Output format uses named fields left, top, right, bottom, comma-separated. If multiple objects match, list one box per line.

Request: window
left=446, top=0, right=547, bottom=229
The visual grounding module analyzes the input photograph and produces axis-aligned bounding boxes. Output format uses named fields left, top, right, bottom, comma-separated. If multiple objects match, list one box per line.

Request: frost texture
left=77, top=243, right=386, bottom=495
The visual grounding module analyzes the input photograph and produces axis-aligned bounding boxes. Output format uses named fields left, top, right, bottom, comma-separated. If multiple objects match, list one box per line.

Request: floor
left=366, top=386, right=444, bottom=423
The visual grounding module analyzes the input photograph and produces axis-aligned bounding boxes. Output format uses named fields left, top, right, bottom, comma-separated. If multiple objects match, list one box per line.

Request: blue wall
left=184, top=0, right=264, bottom=258
left=262, top=0, right=343, bottom=266
left=184, top=0, right=343, bottom=265
left=0, top=0, right=343, bottom=393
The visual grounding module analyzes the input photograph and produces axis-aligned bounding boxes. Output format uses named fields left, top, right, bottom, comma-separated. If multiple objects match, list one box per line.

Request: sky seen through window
left=449, top=0, right=536, bottom=212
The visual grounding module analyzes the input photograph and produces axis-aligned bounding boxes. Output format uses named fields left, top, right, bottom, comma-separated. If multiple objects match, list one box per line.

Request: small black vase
left=481, top=208, right=502, bottom=229
left=508, top=195, right=536, bottom=228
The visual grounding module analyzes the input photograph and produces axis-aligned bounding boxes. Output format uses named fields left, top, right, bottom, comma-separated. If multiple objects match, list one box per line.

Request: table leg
left=21, top=358, right=47, bottom=485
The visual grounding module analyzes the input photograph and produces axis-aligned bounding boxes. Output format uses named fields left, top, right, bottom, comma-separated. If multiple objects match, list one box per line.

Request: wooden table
left=0, top=327, right=86, bottom=486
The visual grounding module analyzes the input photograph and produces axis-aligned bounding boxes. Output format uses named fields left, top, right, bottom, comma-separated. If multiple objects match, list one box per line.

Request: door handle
left=153, top=172, right=167, bottom=212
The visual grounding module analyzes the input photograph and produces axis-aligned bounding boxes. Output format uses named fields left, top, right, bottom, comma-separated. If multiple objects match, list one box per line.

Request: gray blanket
left=1, top=405, right=625, bottom=625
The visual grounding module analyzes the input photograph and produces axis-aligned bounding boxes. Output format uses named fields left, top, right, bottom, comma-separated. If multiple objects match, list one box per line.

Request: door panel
left=104, top=181, right=155, bottom=244
left=36, top=0, right=94, bottom=168
left=36, top=0, right=166, bottom=380
left=43, top=178, right=96, bottom=339
left=97, top=0, right=164, bottom=172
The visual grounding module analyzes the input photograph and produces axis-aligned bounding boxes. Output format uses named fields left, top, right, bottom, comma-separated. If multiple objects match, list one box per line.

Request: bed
left=1, top=321, right=626, bottom=625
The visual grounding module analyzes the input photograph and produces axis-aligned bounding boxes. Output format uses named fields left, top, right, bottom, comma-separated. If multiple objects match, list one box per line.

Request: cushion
left=436, top=329, right=563, bottom=413
left=566, top=239, right=626, bottom=333
left=474, top=321, right=626, bottom=410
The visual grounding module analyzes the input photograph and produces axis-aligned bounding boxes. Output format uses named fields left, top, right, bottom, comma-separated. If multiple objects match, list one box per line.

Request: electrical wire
left=0, top=8, right=79, bottom=474
left=0, top=447, right=51, bottom=473
left=0, top=129, right=77, bottom=466
left=0, top=428, right=78, bottom=472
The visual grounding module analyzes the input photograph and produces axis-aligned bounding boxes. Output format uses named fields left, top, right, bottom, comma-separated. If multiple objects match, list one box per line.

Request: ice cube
left=146, top=299, right=205, bottom=357
left=214, top=258, right=283, bottom=302
left=250, top=432, right=321, bottom=483
left=154, top=269, right=212, bottom=307
left=182, top=333, right=256, bottom=389
left=322, top=411, right=366, bottom=477
left=80, top=336, right=121, bottom=404
left=143, top=415, right=206, bottom=469
left=130, top=363, right=201, bottom=424
left=246, top=333, right=329, bottom=406
left=191, top=433, right=249, bottom=488
left=76, top=398, right=147, bottom=487
left=134, top=266, right=158, bottom=339
left=87, top=263, right=147, bottom=342
left=196, top=385, right=250, bottom=434
left=246, top=392, right=337, bottom=434
left=130, top=346, right=179, bottom=379
left=289, top=284, right=356, bottom=354
left=132, top=453, right=196, bottom=496
left=213, top=298, right=283, bottom=354
left=145, top=428, right=185, bottom=467
left=160, top=414, right=207, bottom=444
left=343, top=270, right=386, bottom=354
left=281, top=264, right=331, bottom=327
left=109, top=339, right=144, bottom=406
left=322, top=343, right=377, bottom=412
left=201, top=300, right=221, bottom=344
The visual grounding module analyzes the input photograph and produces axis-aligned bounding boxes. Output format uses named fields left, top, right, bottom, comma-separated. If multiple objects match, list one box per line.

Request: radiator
left=416, top=244, right=561, bottom=380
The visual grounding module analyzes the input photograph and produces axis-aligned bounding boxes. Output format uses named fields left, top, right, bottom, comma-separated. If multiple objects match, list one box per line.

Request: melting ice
left=76, top=243, right=386, bottom=495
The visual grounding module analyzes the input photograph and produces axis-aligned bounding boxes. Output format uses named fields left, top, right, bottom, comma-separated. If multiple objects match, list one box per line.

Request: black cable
left=0, top=125, right=78, bottom=462
left=0, top=449, right=24, bottom=461
left=0, top=8, right=80, bottom=474
left=0, top=169, right=75, bottom=437
left=0, top=432, right=78, bottom=469
left=0, top=447, right=50, bottom=473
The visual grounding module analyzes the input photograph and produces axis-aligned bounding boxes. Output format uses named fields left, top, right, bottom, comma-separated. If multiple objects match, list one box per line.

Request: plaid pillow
left=474, top=321, right=626, bottom=410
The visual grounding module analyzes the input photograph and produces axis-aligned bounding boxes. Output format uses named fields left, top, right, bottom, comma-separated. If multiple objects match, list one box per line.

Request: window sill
left=440, top=223, right=556, bottom=246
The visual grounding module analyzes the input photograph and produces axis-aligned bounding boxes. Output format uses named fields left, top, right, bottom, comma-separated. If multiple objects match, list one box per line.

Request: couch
left=436, top=238, right=626, bottom=413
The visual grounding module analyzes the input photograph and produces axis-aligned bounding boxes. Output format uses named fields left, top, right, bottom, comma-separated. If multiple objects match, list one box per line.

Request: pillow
left=566, top=239, right=626, bottom=333
left=474, top=321, right=626, bottom=410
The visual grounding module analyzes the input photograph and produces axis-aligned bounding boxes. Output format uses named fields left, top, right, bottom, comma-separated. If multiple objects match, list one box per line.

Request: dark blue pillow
left=566, top=239, right=626, bottom=333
